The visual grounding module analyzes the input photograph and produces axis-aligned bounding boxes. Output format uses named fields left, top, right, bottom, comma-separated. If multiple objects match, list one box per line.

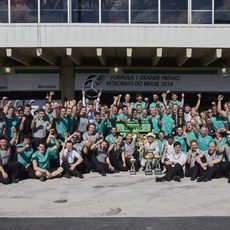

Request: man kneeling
left=156, top=142, right=187, bottom=182
left=32, top=137, right=63, bottom=182
left=59, top=141, right=84, bottom=179
left=195, top=141, right=223, bottom=182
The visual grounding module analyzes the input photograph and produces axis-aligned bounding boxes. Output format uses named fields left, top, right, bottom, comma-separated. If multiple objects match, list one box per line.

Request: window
left=161, top=0, right=188, bottom=24
left=11, top=0, right=38, bottom=23
left=101, top=0, right=128, bottom=23
left=0, top=0, right=8, bottom=23
left=214, top=0, right=230, bottom=24
left=192, top=0, right=212, bottom=24
left=72, top=0, right=99, bottom=23
left=41, top=0, right=68, bottom=23
left=131, top=0, right=158, bottom=23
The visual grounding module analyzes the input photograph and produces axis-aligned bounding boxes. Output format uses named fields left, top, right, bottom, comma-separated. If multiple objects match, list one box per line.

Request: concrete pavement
left=0, top=172, right=230, bottom=217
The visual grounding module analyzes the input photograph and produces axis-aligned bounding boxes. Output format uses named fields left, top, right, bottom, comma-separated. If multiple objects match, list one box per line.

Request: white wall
left=0, top=24, right=230, bottom=48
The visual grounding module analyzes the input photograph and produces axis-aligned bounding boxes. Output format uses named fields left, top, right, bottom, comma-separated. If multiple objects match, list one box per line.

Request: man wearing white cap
left=140, top=133, right=159, bottom=169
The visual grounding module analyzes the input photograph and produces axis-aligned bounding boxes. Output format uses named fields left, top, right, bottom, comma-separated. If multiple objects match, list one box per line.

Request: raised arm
left=0, top=96, right=7, bottom=109
left=90, top=139, right=103, bottom=150
left=180, top=93, right=185, bottom=108
left=195, top=94, right=201, bottom=111
left=49, top=135, right=60, bottom=153
left=161, top=93, right=167, bottom=106
left=117, top=94, right=122, bottom=106
left=10, top=127, right=18, bottom=146
left=217, top=95, right=227, bottom=118
left=13, top=100, right=20, bottom=109
left=82, top=90, right=86, bottom=107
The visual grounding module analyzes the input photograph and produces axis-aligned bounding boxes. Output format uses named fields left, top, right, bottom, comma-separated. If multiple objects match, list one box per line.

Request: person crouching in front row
left=90, top=139, right=115, bottom=176
left=156, top=142, right=187, bottom=182
left=195, top=141, right=223, bottom=182
left=59, top=140, right=84, bottom=179
left=32, top=136, right=63, bottom=182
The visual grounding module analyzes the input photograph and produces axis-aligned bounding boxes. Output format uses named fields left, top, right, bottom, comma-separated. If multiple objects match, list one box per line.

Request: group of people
left=0, top=90, right=229, bottom=184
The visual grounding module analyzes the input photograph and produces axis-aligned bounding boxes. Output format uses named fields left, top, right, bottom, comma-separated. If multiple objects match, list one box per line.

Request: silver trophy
left=82, top=78, right=102, bottom=99
left=154, top=154, right=162, bottom=175
left=145, top=153, right=153, bottom=175
left=130, top=158, right=136, bottom=175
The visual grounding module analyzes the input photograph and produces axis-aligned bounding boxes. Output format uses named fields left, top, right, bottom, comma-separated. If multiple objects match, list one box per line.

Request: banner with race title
left=75, top=70, right=230, bottom=92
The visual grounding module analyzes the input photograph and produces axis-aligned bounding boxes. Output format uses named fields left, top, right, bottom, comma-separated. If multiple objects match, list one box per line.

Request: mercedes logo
left=82, top=78, right=102, bottom=99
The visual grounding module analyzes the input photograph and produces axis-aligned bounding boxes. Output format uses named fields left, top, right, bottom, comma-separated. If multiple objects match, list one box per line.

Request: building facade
left=0, top=0, right=230, bottom=101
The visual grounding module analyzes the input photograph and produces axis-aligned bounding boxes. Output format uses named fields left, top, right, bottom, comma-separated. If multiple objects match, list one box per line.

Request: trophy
left=145, top=153, right=153, bottom=175
left=82, top=78, right=102, bottom=99
left=154, top=153, right=162, bottom=175
left=130, top=158, right=136, bottom=175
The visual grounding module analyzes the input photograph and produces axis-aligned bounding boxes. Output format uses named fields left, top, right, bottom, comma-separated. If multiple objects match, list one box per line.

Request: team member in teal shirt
left=133, top=94, right=146, bottom=109
left=5, top=106, right=18, bottom=140
left=93, top=112, right=107, bottom=136
left=185, top=121, right=198, bottom=143
left=44, top=102, right=53, bottom=122
left=210, top=113, right=228, bottom=131
left=53, top=107, right=72, bottom=140
left=160, top=106, right=175, bottom=136
left=16, top=136, right=35, bottom=179
left=149, top=108, right=160, bottom=135
left=46, top=129, right=62, bottom=169
left=32, top=135, right=63, bottom=181
left=155, top=131, right=166, bottom=156
left=197, top=127, right=213, bottom=152
left=168, top=93, right=183, bottom=108
left=214, top=129, right=227, bottom=149
left=105, top=127, right=117, bottom=145
left=139, top=109, right=150, bottom=123
left=116, top=106, right=130, bottom=122
left=109, top=105, right=119, bottom=129
left=149, top=94, right=165, bottom=109
left=174, top=126, right=188, bottom=153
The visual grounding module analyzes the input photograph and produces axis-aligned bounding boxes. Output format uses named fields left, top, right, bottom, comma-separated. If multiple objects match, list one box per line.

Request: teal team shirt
left=93, top=117, right=106, bottom=135
left=169, top=100, right=181, bottom=107
left=54, top=115, right=71, bottom=138
left=186, top=130, right=197, bottom=142
left=117, top=113, right=128, bottom=121
left=105, top=134, right=117, bottom=145
left=161, top=113, right=174, bottom=135
left=5, top=115, right=18, bottom=140
left=149, top=101, right=165, bottom=109
left=210, top=114, right=228, bottom=131
left=32, top=148, right=52, bottom=170
left=110, top=114, right=118, bottom=127
left=139, top=114, right=150, bottom=123
left=133, top=101, right=146, bottom=109
left=150, top=116, right=160, bottom=134
left=214, top=137, right=227, bottom=148
left=16, top=143, right=33, bottom=166
left=156, top=139, right=166, bottom=156
left=48, top=139, right=62, bottom=160
left=174, top=135, right=187, bottom=153
left=45, top=111, right=53, bottom=122
left=197, top=134, right=213, bottom=151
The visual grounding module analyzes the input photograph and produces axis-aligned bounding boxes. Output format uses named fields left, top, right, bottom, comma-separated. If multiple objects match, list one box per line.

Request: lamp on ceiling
left=219, top=64, right=230, bottom=77
left=1, top=63, right=15, bottom=74
left=110, top=66, right=123, bottom=74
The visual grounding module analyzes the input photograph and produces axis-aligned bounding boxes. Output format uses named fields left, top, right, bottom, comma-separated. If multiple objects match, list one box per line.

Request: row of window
left=0, top=0, right=229, bottom=24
